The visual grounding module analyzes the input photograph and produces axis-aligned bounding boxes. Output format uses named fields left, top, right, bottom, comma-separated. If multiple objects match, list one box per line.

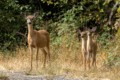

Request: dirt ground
left=0, top=69, right=111, bottom=80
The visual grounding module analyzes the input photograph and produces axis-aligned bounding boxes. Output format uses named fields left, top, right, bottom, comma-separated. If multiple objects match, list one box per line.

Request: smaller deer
left=86, top=27, right=97, bottom=69
left=25, top=13, right=50, bottom=71
left=78, top=28, right=87, bottom=70
left=78, top=27, right=97, bottom=70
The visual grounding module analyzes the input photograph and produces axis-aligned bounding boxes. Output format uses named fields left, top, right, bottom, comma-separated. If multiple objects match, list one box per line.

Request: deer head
left=79, top=30, right=87, bottom=38
left=25, top=12, right=39, bottom=25
left=86, top=27, right=97, bottom=36
left=77, top=27, right=88, bottom=41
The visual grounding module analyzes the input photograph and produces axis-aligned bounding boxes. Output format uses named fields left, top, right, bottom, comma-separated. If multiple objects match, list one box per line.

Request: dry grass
left=0, top=44, right=119, bottom=80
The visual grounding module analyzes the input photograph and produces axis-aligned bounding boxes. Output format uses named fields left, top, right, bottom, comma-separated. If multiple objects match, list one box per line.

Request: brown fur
left=26, top=14, right=50, bottom=71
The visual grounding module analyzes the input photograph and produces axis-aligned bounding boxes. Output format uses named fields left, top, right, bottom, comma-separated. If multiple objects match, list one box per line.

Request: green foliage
left=105, top=39, right=120, bottom=68
left=0, top=0, right=119, bottom=53
left=98, top=25, right=112, bottom=48
left=0, top=0, right=30, bottom=51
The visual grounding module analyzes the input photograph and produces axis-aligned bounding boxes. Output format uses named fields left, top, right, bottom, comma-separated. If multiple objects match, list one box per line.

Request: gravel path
left=0, top=70, right=110, bottom=80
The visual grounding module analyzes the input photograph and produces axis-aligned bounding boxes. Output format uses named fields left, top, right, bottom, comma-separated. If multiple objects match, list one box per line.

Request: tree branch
left=16, top=32, right=26, bottom=38
left=108, top=1, right=119, bottom=25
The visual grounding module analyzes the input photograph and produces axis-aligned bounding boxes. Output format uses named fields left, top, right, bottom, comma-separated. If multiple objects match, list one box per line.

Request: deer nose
left=88, top=33, right=91, bottom=36
left=27, top=22, right=31, bottom=24
left=27, top=19, right=31, bottom=24
left=81, top=35, right=84, bottom=38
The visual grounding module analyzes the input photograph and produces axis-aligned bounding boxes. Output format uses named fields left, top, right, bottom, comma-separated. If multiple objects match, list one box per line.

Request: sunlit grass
left=0, top=39, right=119, bottom=80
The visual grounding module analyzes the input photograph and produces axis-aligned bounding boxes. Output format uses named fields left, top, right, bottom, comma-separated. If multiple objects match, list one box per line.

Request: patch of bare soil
left=0, top=70, right=111, bottom=80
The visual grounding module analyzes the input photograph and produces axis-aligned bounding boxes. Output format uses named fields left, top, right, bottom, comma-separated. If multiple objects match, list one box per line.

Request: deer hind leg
left=36, top=48, right=39, bottom=70
left=90, top=53, right=93, bottom=68
left=84, top=56, right=87, bottom=70
left=48, top=48, right=50, bottom=62
left=29, top=46, right=33, bottom=71
left=47, top=41, right=50, bottom=62
left=92, top=52, right=97, bottom=68
left=41, top=48, right=47, bottom=68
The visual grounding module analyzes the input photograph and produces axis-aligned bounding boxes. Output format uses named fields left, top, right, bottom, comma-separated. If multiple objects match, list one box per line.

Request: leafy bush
left=0, top=0, right=119, bottom=53
left=105, top=40, right=120, bottom=68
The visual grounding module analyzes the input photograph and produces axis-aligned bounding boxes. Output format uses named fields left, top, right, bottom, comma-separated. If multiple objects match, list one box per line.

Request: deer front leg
left=87, top=52, right=91, bottom=70
left=82, top=52, right=86, bottom=70
left=36, top=48, right=39, bottom=70
left=29, top=46, right=33, bottom=71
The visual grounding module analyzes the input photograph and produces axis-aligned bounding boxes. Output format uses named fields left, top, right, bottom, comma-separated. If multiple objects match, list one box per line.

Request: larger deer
left=25, top=13, right=50, bottom=71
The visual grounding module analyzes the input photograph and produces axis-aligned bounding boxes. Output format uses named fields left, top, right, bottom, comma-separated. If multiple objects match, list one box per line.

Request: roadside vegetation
left=0, top=0, right=120, bottom=80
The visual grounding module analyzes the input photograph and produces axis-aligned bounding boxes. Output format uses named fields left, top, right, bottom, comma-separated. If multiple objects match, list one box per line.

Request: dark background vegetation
left=0, top=0, right=118, bottom=50
left=0, top=0, right=120, bottom=56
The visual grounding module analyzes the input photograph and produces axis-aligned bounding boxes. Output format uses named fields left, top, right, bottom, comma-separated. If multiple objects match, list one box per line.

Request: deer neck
left=81, top=38, right=87, bottom=50
left=27, top=24, right=34, bottom=36
left=87, top=35, right=92, bottom=47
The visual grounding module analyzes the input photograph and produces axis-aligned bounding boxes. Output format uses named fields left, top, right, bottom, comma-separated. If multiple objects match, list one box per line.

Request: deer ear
left=33, top=12, right=39, bottom=18
left=78, top=29, right=81, bottom=34
left=20, top=12, right=27, bottom=19
left=83, top=26, right=88, bottom=31
left=24, top=12, right=30, bottom=19
left=91, top=27, right=97, bottom=32
left=24, top=13, right=27, bottom=19
left=84, top=27, right=92, bottom=31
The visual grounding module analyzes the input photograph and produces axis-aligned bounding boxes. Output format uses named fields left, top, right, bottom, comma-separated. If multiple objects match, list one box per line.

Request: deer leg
left=81, top=55, right=83, bottom=65
left=82, top=53, right=86, bottom=70
left=87, top=52, right=90, bottom=70
left=36, top=48, right=39, bottom=70
left=92, top=53, right=96, bottom=68
left=81, top=53, right=84, bottom=65
left=90, top=53, right=93, bottom=68
left=82, top=54, right=86, bottom=70
left=84, top=56, right=87, bottom=70
left=94, top=52, right=97, bottom=68
left=46, top=46, right=51, bottom=67
left=94, top=56, right=96, bottom=68
left=47, top=41, right=50, bottom=62
left=46, top=46, right=50, bottom=62
left=29, top=46, right=33, bottom=71
left=41, top=48, right=47, bottom=68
